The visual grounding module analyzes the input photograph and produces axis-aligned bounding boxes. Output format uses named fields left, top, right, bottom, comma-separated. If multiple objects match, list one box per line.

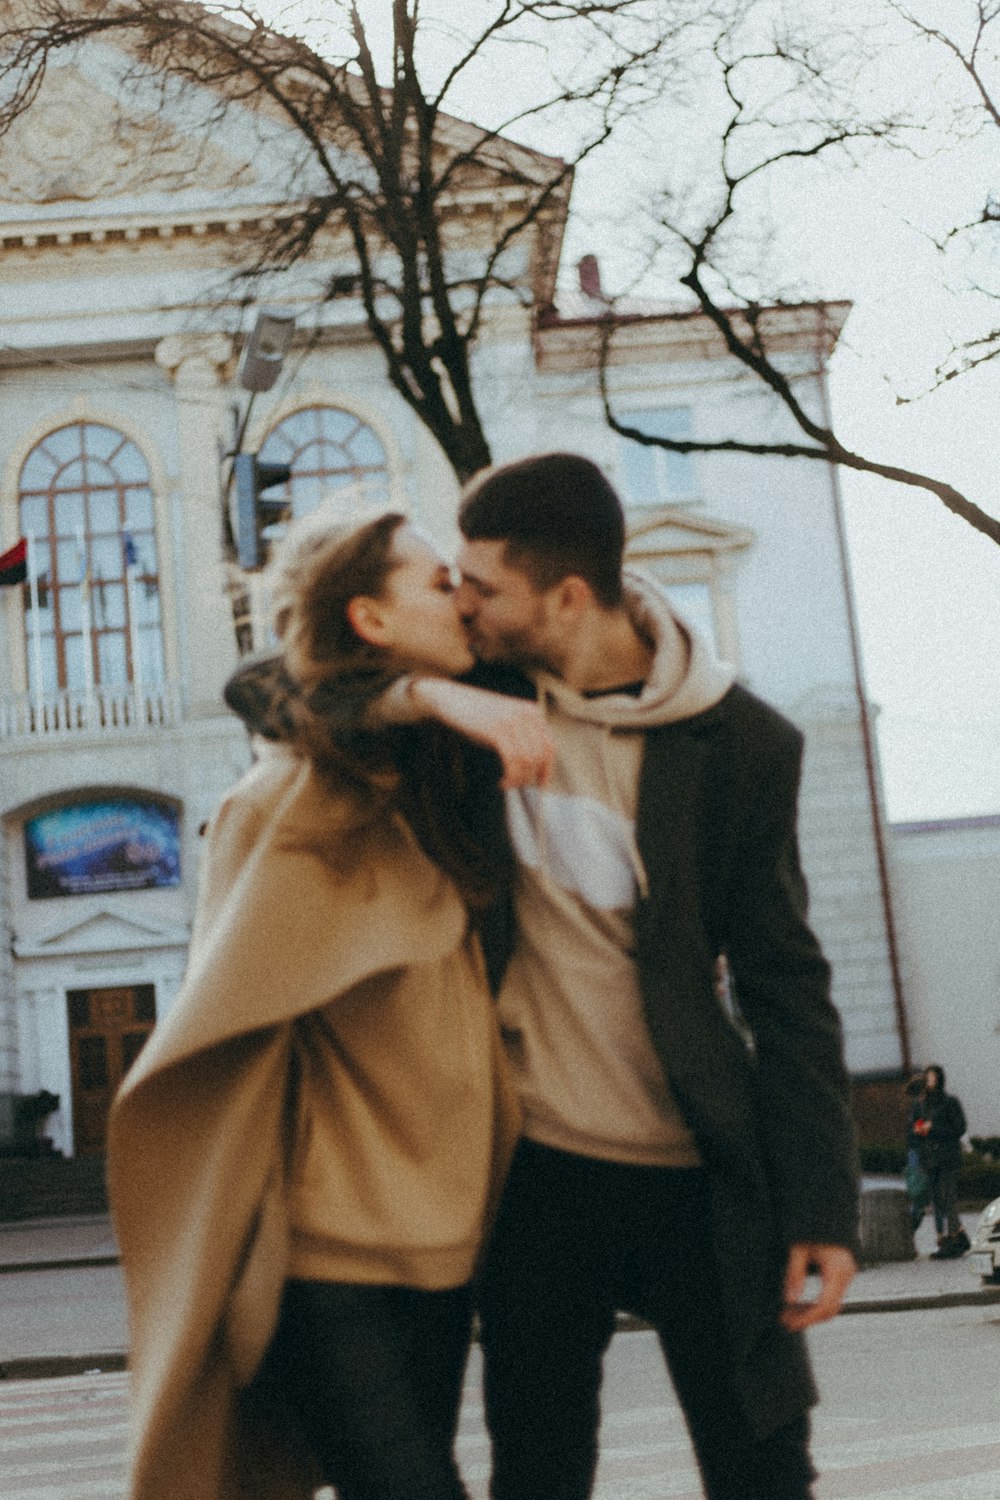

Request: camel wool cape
left=107, top=745, right=519, bottom=1500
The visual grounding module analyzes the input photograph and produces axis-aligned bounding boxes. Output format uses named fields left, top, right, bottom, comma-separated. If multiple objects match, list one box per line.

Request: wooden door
left=67, top=985, right=156, bottom=1155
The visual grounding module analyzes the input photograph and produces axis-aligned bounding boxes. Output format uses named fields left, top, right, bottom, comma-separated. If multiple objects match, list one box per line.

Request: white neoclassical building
left=0, top=23, right=912, bottom=1160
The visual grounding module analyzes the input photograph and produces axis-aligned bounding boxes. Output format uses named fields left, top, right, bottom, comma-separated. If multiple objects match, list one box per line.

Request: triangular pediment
left=13, top=903, right=190, bottom=959
left=0, top=63, right=258, bottom=210
left=626, top=507, right=754, bottom=561
left=0, top=24, right=566, bottom=218
left=0, top=9, right=569, bottom=317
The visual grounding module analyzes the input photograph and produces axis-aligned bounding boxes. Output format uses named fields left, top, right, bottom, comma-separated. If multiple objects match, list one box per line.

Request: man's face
left=455, top=538, right=559, bottom=667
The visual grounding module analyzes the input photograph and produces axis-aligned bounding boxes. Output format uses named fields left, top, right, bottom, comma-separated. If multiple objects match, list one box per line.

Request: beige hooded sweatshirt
left=498, top=572, right=735, bottom=1165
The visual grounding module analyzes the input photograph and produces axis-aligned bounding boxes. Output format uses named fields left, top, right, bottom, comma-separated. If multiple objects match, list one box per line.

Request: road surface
left=2, top=1304, right=998, bottom=1498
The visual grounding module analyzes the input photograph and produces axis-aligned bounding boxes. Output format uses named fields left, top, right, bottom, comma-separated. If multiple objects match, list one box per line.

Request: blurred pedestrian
left=903, top=1073, right=930, bottom=1232
left=912, top=1064, right=970, bottom=1259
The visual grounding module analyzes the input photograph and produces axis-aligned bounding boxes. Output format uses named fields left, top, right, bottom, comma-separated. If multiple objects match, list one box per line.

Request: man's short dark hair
left=458, top=452, right=625, bottom=608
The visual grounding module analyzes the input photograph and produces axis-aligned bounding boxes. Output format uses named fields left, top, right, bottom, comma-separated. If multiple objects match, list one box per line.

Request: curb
left=612, top=1286, right=1000, bottom=1331
left=0, top=1255, right=119, bottom=1275
left=838, top=1287, right=1000, bottom=1316
left=4, top=1281, right=999, bottom=1384
left=0, top=1353, right=127, bottom=1381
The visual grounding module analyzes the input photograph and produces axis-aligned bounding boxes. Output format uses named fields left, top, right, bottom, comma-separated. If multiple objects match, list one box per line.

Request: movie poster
left=25, top=798, right=181, bottom=899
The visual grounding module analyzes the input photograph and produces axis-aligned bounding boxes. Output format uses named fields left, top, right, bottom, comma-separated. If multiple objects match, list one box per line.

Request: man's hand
left=781, top=1243, right=857, bottom=1331
left=408, top=679, right=555, bottom=790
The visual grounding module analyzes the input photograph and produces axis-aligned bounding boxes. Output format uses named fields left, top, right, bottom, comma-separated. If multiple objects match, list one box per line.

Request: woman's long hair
left=267, top=507, right=493, bottom=905
left=270, top=508, right=406, bottom=790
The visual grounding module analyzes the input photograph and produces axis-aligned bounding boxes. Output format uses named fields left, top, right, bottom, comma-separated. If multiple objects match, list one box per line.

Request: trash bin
left=858, top=1186, right=916, bottom=1264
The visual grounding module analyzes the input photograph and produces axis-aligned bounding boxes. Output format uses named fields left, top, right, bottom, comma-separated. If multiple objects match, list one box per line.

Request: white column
left=155, top=333, right=237, bottom=718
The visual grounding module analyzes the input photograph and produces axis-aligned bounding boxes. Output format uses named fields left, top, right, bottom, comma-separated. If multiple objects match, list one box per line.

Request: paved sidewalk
left=844, top=1208, right=998, bottom=1313
left=0, top=1202, right=996, bottom=1297
left=0, top=1214, right=118, bottom=1274
left=2, top=1180, right=998, bottom=1379
left=0, top=1178, right=978, bottom=1266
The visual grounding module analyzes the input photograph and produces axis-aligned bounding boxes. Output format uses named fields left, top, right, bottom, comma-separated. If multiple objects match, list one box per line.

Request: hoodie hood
left=532, top=569, right=736, bottom=730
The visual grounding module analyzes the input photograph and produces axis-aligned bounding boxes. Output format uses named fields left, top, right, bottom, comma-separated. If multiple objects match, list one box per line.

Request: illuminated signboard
left=25, top=798, right=180, bottom=899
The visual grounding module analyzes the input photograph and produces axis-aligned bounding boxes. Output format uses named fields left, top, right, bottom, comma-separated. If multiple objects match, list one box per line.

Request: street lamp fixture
left=238, top=308, right=296, bottom=392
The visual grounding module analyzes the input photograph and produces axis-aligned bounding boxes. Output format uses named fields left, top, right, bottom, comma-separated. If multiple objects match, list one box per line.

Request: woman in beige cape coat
left=107, top=510, right=540, bottom=1500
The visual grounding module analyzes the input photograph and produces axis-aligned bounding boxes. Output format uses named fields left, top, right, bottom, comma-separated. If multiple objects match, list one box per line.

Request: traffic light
left=233, top=453, right=293, bottom=570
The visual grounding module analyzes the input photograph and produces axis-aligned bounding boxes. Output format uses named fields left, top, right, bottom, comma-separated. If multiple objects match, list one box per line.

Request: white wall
left=890, top=817, right=1000, bottom=1135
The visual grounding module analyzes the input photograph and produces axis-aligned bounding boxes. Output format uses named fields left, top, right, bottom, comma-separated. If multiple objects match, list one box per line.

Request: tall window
left=258, top=406, right=391, bottom=517
left=618, top=408, right=697, bottom=507
left=18, top=423, right=164, bottom=694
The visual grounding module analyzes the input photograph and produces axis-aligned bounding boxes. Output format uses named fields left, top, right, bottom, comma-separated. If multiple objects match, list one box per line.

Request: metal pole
left=26, top=532, right=44, bottom=731
left=77, top=527, right=96, bottom=729
left=123, top=533, right=144, bottom=723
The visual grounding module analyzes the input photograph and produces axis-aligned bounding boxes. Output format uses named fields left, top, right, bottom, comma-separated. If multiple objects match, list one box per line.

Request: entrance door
left=67, top=985, right=156, bottom=1155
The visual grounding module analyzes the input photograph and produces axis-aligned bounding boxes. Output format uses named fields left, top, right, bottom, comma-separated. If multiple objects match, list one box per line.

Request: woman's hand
left=406, top=679, right=556, bottom=789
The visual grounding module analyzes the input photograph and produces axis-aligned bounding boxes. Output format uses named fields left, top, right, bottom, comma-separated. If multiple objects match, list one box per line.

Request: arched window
left=18, top=423, right=164, bottom=694
left=258, top=406, right=391, bottom=517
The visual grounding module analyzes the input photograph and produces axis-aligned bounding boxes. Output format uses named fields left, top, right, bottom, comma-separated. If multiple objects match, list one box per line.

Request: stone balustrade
left=0, top=683, right=184, bottom=739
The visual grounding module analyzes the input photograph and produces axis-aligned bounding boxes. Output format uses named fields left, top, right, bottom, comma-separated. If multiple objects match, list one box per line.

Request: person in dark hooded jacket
left=912, top=1064, right=970, bottom=1259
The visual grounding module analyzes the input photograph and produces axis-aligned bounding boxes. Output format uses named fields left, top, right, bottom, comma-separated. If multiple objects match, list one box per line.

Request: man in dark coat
left=390, top=453, right=859, bottom=1500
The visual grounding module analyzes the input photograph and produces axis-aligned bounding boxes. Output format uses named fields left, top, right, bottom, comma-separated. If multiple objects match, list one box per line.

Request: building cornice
left=535, top=300, right=852, bottom=371
left=0, top=204, right=299, bottom=253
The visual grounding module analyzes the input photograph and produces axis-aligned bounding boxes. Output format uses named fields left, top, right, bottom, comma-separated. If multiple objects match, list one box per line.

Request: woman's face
left=352, top=524, right=474, bottom=676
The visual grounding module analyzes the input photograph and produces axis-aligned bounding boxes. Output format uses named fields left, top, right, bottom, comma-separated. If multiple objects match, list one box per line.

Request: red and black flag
left=0, top=538, right=28, bottom=587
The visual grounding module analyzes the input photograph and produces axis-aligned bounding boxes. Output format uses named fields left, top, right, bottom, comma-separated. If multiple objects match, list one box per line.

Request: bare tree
left=596, top=0, right=1000, bottom=546
left=886, top=0, right=1000, bottom=395
left=7, top=1, right=996, bottom=541
left=0, top=0, right=673, bottom=481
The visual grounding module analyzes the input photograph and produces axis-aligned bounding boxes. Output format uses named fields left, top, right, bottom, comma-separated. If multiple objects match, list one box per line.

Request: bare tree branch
left=0, top=0, right=660, bottom=481
left=880, top=0, right=1000, bottom=393
left=593, top=0, right=1000, bottom=546
left=598, top=305, right=1000, bottom=546
left=888, top=0, right=1000, bottom=129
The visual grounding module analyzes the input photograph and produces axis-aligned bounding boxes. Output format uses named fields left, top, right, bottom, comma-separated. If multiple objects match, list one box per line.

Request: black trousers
left=928, top=1164, right=961, bottom=1236
left=478, top=1140, right=815, bottom=1500
left=261, top=1278, right=473, bottom=1500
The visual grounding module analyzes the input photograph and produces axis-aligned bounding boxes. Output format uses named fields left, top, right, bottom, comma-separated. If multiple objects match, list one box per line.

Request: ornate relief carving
left=0, top=67, right=254, bottom=205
